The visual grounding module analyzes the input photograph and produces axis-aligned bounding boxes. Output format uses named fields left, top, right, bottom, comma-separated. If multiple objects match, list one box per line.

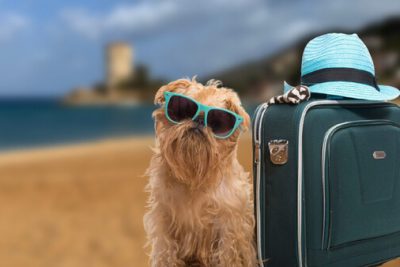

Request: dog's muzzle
left=189, top=116, right=206, bottom=135
left=193, top=116, right=205, bottom=129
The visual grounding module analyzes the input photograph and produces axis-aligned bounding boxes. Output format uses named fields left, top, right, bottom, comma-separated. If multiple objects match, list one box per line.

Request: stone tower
left=106, top=42, right=133, bottom=88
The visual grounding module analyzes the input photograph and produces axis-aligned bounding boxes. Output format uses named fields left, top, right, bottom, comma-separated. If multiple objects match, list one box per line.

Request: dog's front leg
left=212, top=214, right=257, bottom=267
left=150, top=237, right=187, bottom=267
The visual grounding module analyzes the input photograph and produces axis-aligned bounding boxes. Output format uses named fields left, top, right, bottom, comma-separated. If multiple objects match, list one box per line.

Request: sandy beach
left=0, top=134, right=397, bottom=267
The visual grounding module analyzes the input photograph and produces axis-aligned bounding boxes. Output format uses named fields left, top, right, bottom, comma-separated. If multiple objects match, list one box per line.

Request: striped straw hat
left=284, top=33, right=400, bottom=100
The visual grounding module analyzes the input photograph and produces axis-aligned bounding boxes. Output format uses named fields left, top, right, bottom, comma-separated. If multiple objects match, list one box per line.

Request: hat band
left=301, top=68, right=379, bottom=91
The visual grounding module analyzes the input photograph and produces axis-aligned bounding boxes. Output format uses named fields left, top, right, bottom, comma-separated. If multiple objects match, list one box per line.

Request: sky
left=0, top=0, right=399, bottom=97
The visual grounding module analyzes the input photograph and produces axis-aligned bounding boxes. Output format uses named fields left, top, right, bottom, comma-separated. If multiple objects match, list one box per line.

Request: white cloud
left=61, top=1, right=178, bottom=40
left=60, top=0, right=400, bottom=44
left=60, top=0, right=269, bottom=40
left=106, top=2, right=176, bottom=31
left=0, top=13, right=29, bottom=42
left=60, top=9, right=102, bottom=39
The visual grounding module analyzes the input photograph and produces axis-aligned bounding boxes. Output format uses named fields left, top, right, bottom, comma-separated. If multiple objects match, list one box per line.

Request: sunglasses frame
left=163, top=91, right=244, bottom=138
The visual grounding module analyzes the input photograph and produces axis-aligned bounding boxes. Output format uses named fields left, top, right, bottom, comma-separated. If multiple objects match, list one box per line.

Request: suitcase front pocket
left=321, top=120, right=400, bottom=250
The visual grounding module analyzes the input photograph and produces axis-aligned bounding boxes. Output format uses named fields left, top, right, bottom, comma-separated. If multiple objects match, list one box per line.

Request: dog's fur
left=144, top=78, right=256, bottom=267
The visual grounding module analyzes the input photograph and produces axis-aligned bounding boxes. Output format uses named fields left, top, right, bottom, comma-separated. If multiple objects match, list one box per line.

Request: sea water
left=0, top=99, right=155, bottom=151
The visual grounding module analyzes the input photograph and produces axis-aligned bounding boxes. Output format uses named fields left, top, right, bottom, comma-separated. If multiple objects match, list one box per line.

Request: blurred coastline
left=62, top=17, right=400, bottom=106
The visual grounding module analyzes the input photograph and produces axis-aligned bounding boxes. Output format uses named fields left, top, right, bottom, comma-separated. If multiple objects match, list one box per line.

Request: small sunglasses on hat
left=163, top=91, right=244, bottom=139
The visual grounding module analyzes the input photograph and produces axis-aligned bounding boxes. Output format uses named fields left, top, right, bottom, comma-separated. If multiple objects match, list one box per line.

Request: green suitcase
left=253, top=99, right=400, bottom=267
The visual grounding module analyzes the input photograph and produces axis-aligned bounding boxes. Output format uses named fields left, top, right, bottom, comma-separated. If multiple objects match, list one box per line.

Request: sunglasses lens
left=207, top=109, right=237, bottom=137
left=167, top=95, right=198, bottom=122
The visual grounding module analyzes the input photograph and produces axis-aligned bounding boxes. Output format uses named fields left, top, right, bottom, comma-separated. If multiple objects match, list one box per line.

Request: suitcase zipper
left=253, top=103, right=267, bottom=164
left=253, top=102, right=269, bottom=267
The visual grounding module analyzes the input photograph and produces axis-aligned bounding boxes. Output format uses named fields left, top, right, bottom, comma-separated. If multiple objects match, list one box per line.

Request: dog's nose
left=194, top=116, right=205, bottom=128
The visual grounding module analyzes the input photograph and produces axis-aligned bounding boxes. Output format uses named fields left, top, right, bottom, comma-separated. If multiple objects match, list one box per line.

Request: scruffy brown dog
left=144, top=78, right=256, bottom=267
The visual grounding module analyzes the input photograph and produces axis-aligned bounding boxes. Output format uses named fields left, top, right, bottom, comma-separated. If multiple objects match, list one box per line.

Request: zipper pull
left=254, top=143, right=260, bottom=163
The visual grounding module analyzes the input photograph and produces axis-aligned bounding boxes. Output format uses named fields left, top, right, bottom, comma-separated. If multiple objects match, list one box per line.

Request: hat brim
left=284, top=81, right=400, bottom=101
left=309, top=82, right=399, bottom=101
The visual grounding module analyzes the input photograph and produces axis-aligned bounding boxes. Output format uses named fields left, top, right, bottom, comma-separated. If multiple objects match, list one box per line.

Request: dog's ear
left=154, top=79, right=192, bottom=105
left=225, top=97, right=250, bottom=132
left=237, top=105, right=250, bottom=132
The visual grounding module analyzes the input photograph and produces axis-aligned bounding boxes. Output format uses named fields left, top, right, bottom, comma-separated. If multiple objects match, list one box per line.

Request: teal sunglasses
left=163, top=92, right=244, bottom=139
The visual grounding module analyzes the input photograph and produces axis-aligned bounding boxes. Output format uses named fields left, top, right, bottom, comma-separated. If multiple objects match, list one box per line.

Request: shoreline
left=0, top=135, right=155, bottom=163
left=0, top=133, right=252, bottom=166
